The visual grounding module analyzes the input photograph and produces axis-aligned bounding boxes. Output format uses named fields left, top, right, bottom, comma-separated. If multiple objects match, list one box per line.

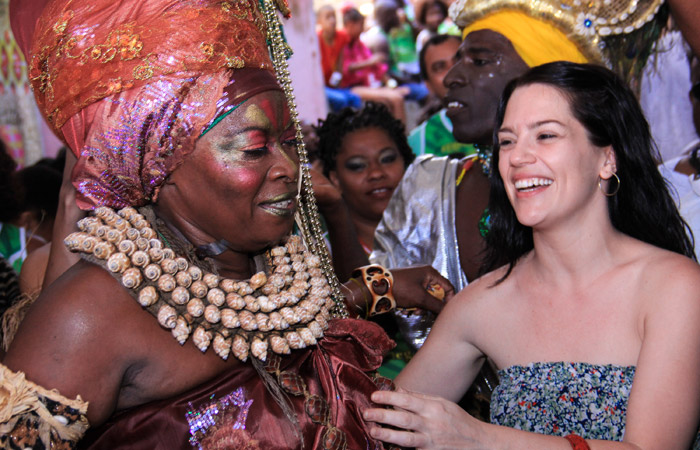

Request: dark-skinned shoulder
left=3, top=259, right=145, bottom=425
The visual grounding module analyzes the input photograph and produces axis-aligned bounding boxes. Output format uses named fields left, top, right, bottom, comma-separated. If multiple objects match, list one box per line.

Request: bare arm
left=365, top=257, right=700, bottom=449
left=4, top=262, right=133, bottom=426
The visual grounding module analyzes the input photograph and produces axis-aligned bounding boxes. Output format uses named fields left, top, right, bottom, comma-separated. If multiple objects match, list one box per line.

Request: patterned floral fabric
left=491, top=362, right=635, bottom=440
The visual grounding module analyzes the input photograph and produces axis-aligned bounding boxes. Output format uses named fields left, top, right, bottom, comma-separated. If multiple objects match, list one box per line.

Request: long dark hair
left=482, top=61, right=695, bottom=279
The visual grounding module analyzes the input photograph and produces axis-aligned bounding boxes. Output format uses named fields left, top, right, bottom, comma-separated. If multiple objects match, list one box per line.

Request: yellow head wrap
left=462, top=10, right=588, bottom=67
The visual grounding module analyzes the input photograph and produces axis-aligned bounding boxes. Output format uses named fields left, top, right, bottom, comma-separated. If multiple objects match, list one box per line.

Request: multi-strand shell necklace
left=64, top=206, right=333, bottom=362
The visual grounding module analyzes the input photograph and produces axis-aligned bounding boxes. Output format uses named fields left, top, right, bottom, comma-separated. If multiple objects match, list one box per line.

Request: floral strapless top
left=490, top=362, right=635, bottom=440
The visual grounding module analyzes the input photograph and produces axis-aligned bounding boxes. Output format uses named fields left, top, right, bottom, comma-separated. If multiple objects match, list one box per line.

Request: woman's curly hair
left=316, top=101, right=414, bottom=176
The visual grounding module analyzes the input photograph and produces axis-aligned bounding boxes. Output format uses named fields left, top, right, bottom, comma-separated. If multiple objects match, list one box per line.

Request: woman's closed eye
left=537, top=133, right=557, bottom=141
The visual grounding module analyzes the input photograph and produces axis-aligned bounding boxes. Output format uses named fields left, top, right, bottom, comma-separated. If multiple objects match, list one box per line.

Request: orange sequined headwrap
left=16, top=0, right=287, bottom=209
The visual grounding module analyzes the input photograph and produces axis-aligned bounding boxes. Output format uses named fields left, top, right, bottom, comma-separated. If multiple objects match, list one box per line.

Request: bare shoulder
left=436, top=265, right=512, bottom=331
left=630, top=244, right=700, bottom=314
left=4, top=259, right=143, bottom=423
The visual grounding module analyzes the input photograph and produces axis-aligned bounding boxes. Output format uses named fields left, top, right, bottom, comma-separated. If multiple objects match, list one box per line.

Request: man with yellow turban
left=369, top=0, right=668, bottom=420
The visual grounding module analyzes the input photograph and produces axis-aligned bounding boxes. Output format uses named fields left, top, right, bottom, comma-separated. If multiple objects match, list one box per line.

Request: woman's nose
left=270, top=145, right=299, bottom=182
left=508, top=140, right=536, bottom=166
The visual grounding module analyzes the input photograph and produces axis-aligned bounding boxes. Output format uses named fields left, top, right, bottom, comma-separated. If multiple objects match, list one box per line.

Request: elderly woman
left=1, top=1, right=449, bottom=448
left=365, top=62, right=700, bottom=449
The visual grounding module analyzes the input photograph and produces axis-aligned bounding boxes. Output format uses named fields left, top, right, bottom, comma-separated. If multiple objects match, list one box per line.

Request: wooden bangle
left=564, top=435, right=590, bottom=450
left=347, top=277, right=370, bottom=317
left=350, top=265, right=396, bottom=316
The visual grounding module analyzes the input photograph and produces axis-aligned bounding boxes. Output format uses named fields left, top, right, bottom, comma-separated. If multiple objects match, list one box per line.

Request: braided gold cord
left=261, top=1, right=348, bottom=318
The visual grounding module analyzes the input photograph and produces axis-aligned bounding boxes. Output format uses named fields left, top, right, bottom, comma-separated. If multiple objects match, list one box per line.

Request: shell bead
left=269, top=312, right=289, bottom=330
left=187, top=298, right=205, bottom=317
left=257, top=295, right=275, bottom=313
left=308, top=320, right=324, bottom=339
left=135, top=237, right=149, bottom=250
left=107, top=253, right=130, bottom=273
left=232, top=334, right=249, bottom=362
left=236, top=282, right=253, bottom=295
left=221, top=309, right=240, bottom=328
left=175, top=271, right=193, bottom=288
left=157, top=304, right=178, bottom=329
left=270, top=246, right=286, bottom=257
left=175, top=257, right=189, bottom=272
left=171, top=316, right=191, bottom=345
left=190, top=280, right=208, bottom=298
left=161, top=258, right=178, bottom=275
left=220, top=279, right=236, bottom=293
left=139, top=228, right=156, bottom=239
left=269, top=334, right=290, bottom=354
left=144, top=263, right=162, bottom=281
left=121, top=267, right=143, bottom=289
left=81, top=236, right=97, bottom=253
left=131, top=250, right=150, bottom=267
left=93, top=242, right=115, bottom=259
left=188, top=265, right=203, bottom=281
left=206, top=288, right=225, bottom=307
left=94, top=226, right=108, bottom=238
left=251, top=336, right=268, bottom=361
left=157, top=274, right=177, bottom=292
left=226, top=293, right=246, bottom=310
left=138, top=286, right=158, bottom=307
left=256, top=313, right=273, bottom=332
left=148, top=247, right=164, bottom=262
left=106, top=229, right=122, bottom=243
left=171, top=286, right=190, bottom=305
left=285, top=331, right=304, bottom=349
left=193, top=327, right=212, bottom=352
left=118, top=240, right=136, bottom=256
left=162, top=248, right=175, bottom=260
left=148, top=239, right=162, bottom=249
left=250, top=272, right=267, bottom=290
left=118, top=207, right=138, bottom=219
left=213, top=334, right=231, bottom=360
left=238, top=310, right=258, bottom=331
left=125, top=227, right=140, bottom=241
left=204, top=305, right=221, bottom=324
left=243, top=295, right=260, bottom=313
left=203, top=273, right=219, bottom=289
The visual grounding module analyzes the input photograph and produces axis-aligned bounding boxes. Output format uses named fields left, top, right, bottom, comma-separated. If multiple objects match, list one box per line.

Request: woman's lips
left=260, top=193, right=297, bottom=216
left=366, top=187, right=394, bottom=200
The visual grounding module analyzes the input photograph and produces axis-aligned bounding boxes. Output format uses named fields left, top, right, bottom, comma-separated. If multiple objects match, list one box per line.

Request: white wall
left=285, top=1, right=328, bottom=123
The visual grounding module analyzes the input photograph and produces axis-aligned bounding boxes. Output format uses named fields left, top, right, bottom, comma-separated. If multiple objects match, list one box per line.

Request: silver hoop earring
left=598, top=173, right=620, bottom=197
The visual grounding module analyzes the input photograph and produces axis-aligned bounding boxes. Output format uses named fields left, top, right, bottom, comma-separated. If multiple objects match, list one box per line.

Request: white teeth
left=514, top=178, right=553, bottom=190
left=447, top=101, right=464, bottom=108
left=267, top=200, right=292, bottom=208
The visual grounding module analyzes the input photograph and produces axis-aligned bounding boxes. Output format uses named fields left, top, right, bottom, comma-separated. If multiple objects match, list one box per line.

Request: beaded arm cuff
left=350, top=265, right=396, bottom=317
left=0, top=364, right=89, bottom=449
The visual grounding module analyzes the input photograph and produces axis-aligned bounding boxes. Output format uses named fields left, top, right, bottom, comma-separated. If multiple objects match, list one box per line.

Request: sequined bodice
left=490, top=362, right=635, bottom=440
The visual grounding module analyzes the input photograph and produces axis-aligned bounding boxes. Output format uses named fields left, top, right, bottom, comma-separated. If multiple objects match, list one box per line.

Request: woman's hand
left=363, top=388, right=485, bottom=449
left=391, top=265, right=455, bottom=314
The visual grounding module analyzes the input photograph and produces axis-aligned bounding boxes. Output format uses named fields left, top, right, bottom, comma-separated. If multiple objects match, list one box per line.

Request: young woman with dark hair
left=316, top=102, right=415, bottom=269
left=364, top=61, right=700, bottom=449
left=484, top=61, right=696, bottom=279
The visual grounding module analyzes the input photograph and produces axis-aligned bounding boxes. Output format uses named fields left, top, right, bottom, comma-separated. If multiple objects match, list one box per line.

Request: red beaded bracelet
left=564, top=434, right=591, bottom=450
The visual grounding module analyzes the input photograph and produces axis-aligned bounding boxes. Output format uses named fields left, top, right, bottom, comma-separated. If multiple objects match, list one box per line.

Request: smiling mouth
left=260, top=193, right=297, bottom=216
left=514, top=178, right=553, bottom=192
left=367, top=187, right=394, bottom=198
left=447, top=100, right=466, bottom=109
